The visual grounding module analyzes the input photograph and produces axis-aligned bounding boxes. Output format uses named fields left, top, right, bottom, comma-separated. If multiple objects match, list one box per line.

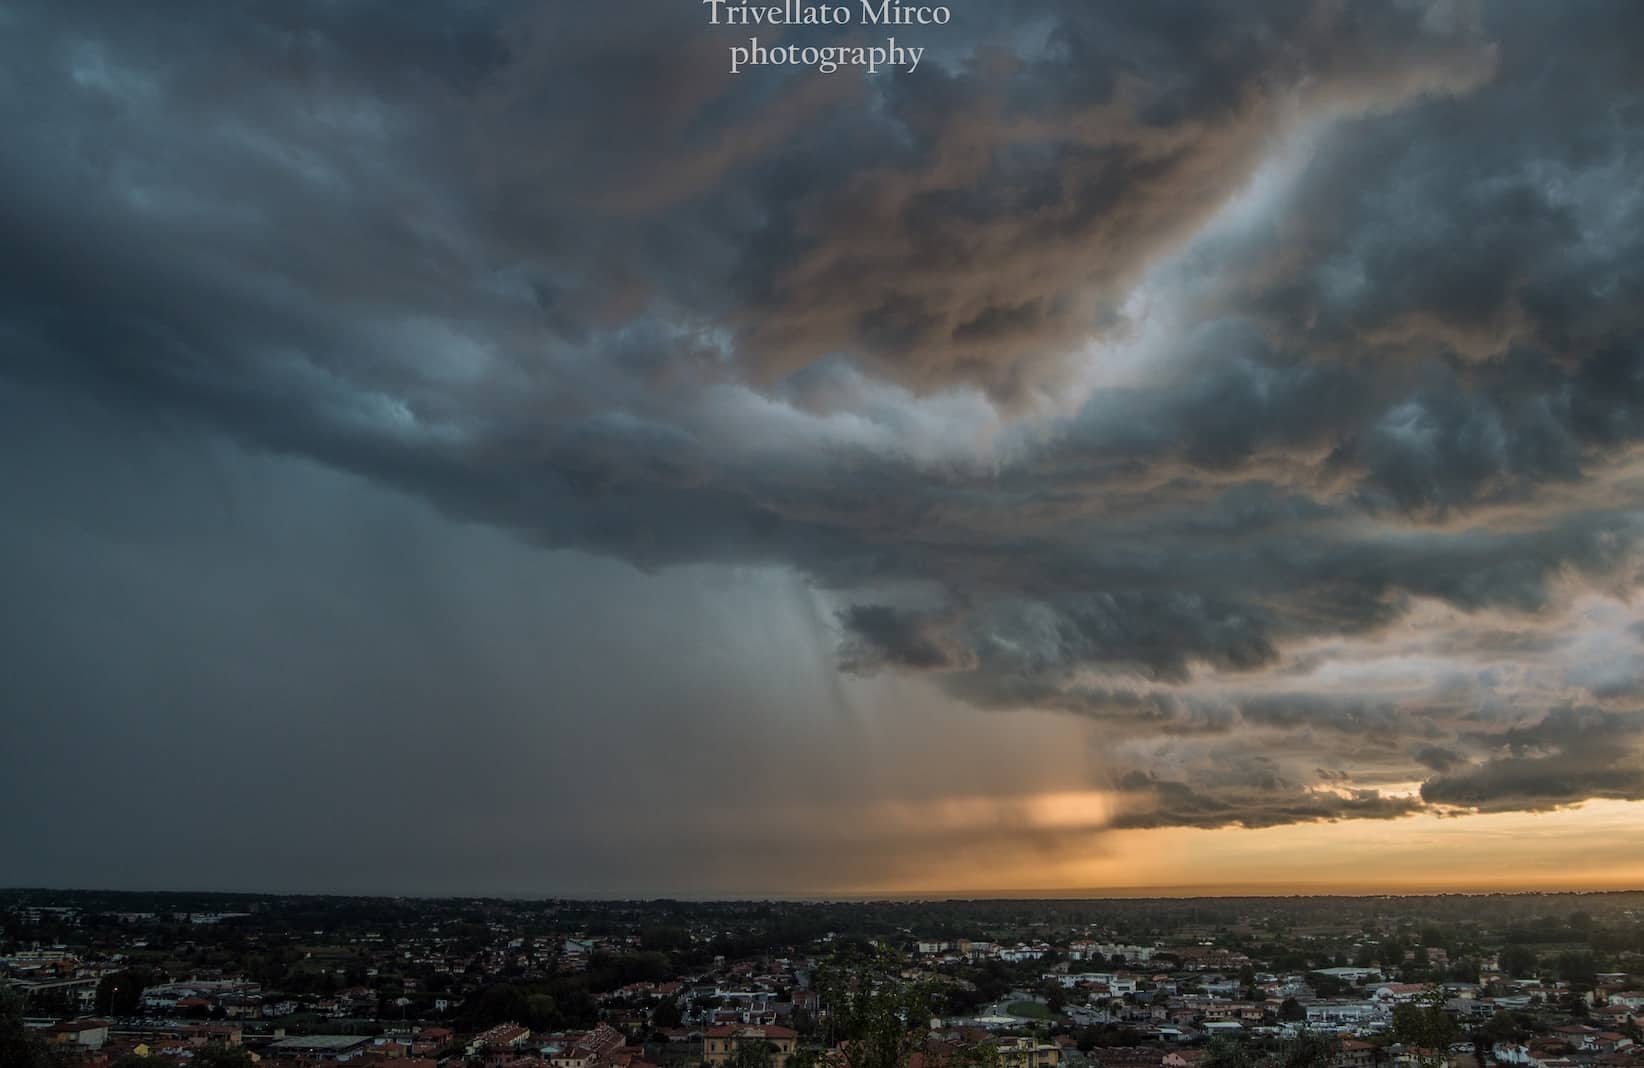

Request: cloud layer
left=4, top=0, right=1644, bottom=880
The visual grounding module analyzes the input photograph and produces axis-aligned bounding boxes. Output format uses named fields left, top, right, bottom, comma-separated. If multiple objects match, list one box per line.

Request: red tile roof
left=706, top=1025, right=798, bottom=1039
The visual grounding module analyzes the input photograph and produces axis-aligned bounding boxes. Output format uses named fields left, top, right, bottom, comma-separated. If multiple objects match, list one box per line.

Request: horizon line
left=7, top=883, right=1644, bottom=904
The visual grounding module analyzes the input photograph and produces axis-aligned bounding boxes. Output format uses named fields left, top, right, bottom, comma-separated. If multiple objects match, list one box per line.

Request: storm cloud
left=4, top=0, right=1644, bottom=891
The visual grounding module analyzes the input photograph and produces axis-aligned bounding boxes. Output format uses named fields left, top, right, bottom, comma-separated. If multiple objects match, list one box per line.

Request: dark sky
left=4, top=0, right=1644, bottom=896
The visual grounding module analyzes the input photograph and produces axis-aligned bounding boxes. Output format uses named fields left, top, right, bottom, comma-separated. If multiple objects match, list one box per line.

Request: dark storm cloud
left=838, top=604, right=963, bottom=672
left=1414, top=746, right=1465, bottom=773
left=962, top=592, right=1280, bottom=683
left=1199, top=2, right=1644, bottom=365
left=727, top=0, right=1496, bottom=399
left=4, top=0, right=1644, bottom=858
left=1420, top=707, right=1644, bottom=811
left=1110, top=770, right=1422, bottom=831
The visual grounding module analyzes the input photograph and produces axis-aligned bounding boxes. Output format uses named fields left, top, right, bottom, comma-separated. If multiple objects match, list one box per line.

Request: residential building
left=704, top=1024, right=798, bottom=1068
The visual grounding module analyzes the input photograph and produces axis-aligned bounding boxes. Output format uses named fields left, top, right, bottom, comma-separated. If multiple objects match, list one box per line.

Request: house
left=1090, top=1047, right=1163, bottom=1068
left=579, top=1022, right=627, bottom=1059
left=1593, top=1033, right=1634, bottom=1054
left=414, top=1026, right=454, bottom=1055
left=470, top=1022, right=532, bottom=1054
left=182, top=1023, right=244, bottom=1048
left=993, top=1035, right=1063, bottom=1068
left=548, top=1044, right=598, bottom=1068
left=1336, top=1040, right=1377, bottom=1068
left=1392, top=1051, right=1452, bottom=1068
left=48, top=1018, right=111, bottom=1050
left=704, top=1024, right=798, bottom=1068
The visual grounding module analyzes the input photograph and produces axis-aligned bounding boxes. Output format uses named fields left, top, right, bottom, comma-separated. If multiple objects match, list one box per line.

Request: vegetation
left=1273, top=1031, right=1339, bottom=1068
left=0, top=989, right=59, bottom=1068
left=816, top=949, right=935, bottom=1068
left=1391, top=990, right=1458, bottom=1068
left=189, top=1048, right=258, bottom=1068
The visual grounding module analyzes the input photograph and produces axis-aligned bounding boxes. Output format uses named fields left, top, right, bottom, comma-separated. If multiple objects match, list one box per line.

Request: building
left=48, top=1018, right=110, bottom=1050
left=264, top=1034, right=373, bottom=1062
left=469, top=1022, right=532, bottom=1054
left=994, top=1035, right=1063, bottom=1068
left=1305, top=1001, right=1384, bottom=1028
left=704, top=1024, right=798, bottom=1068
left=1335, top=1040, right=1377, bottom=1068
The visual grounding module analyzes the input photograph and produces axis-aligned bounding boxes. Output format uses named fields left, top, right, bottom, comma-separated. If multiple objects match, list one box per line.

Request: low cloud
left=1421, top=708, right=1644, bottom=812
left=1110, top=771, right=1422, bottom=831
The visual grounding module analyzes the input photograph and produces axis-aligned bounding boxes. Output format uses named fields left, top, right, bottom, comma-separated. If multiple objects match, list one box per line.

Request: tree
left=1472, top=1017, right=1513, bottom=1068
left=816, top=956, right=933, bottom=1068
left=959, top=1040, right=1001, bottom=1068
left=1392, top=992, right=1457, bottom=1068
left=525, top=993, right=559, bottom=1031
left=1479, top=1010, right=1527, bottom=1045
left=0, top=988, right=58, bottom=1068
left=1555, top=952, right=1596, bottom=989
left=1309, top=973, right=1352, bottom=998
left=192, top=1047, right=257, bottom=1068
left=96, top=970, right=149, bottom=1016
left=1498, top=946, right=1537, bottom=979
left=731, top=1039, right=776, bottom=1068
left=654, top=998, right=684, bottom=1029
left=1276, top=1031, right=1339, bottom=1068
left=1203, top=1036, right=1255, bottom=1068
left=1280, top=998, right=1306, bottom=1022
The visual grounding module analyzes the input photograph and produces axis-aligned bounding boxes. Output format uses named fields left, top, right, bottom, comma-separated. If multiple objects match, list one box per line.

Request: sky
left=3, top=0, right=1644, bottom=898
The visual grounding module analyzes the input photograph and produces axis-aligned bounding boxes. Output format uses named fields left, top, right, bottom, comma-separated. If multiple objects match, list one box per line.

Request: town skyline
left=7, top=887, right=1644, bottom=1066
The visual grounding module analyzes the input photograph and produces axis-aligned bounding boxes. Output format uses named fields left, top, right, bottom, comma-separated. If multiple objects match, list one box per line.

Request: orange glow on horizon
left=828, top=798, right=1644, bottom=898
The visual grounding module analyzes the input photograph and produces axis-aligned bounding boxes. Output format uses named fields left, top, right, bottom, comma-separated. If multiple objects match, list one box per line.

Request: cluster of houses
left=11, top=903, right=1644, bottom=1068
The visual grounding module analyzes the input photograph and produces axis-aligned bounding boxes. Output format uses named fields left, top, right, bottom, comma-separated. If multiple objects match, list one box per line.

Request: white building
left=1305, top=1000, right=1385, bottom=1028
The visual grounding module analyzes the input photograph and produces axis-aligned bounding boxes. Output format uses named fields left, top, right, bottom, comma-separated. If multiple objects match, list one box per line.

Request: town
left=5, top=891, right=1644, bottom=1068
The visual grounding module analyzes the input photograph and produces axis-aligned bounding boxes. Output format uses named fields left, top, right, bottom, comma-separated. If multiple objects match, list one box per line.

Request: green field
left=1006, top=1000, right=1052, bottom=1019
